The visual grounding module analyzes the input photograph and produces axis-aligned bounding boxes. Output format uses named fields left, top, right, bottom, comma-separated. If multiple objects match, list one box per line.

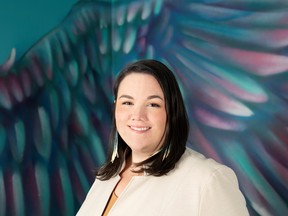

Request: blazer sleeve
left=198, top=166, right=249, bottom=216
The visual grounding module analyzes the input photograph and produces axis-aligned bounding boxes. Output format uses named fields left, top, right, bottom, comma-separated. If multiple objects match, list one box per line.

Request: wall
left=0, top=0, right=78, bottom=63
left=0, top=0, right=287, bottom=215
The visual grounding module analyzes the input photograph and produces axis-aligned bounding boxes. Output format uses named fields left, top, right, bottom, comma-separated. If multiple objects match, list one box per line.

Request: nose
left=131, top=105, right=147, bottom=121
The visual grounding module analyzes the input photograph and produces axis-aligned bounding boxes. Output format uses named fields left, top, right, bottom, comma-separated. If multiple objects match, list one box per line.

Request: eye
left=147, top=103, right=160, bottom=108
left=122, top=101, right=133, bottom=105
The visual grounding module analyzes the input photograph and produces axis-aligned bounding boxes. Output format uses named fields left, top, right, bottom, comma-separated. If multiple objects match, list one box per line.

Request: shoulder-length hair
left=96, top=59, right=189, bottom=180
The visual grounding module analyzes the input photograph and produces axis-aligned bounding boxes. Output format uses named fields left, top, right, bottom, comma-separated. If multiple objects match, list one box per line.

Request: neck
left=121, top=156, right=143, bottom=177
left=131, top=148, right=162, bottom=163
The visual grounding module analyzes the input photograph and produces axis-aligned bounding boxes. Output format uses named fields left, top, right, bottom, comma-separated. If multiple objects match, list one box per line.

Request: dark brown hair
left=96, top=59, right=189, bottom=180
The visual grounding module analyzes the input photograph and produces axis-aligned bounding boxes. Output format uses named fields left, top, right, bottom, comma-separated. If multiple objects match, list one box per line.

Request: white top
left=76, top=147, right=249, bottom=216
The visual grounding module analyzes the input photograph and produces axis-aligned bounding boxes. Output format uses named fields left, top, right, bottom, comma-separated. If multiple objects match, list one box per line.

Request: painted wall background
left=0, top=0, right=78, bottom=63
left=0, top=0, right=288, bottom=215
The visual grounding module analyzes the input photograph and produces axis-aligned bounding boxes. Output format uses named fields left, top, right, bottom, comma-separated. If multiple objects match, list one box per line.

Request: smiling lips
left=129, top=126, right=150, bottom=132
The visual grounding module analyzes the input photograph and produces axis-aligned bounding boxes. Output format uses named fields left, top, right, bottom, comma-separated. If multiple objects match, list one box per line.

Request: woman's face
left=115, top=73, right=167, bottom=163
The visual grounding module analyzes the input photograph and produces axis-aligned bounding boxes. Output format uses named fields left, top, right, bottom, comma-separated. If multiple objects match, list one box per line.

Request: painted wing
left=0, top=0, right=287, bottom=215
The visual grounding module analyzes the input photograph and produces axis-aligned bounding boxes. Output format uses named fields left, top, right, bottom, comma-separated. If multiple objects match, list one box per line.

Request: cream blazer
left=76, top=148, right=249, bottom=216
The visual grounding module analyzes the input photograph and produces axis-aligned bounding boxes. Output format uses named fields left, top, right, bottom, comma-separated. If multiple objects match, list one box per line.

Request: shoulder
left=172, top=147, right=237, bottom=183
left=178, top=147, right=226, bottom=171
left=178, top=148, right=249, bottom=215
left=175, top=148, right=245, bottom=206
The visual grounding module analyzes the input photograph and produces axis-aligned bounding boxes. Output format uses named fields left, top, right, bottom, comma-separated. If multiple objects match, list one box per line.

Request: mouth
left=129, top=126, right=151, bottom=132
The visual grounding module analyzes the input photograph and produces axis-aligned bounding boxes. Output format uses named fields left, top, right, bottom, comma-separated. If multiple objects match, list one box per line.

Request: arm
left=199, top=166, right=249, bottom=216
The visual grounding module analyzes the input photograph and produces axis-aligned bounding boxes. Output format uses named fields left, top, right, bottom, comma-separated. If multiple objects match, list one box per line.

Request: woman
left=77, top=59, right=249, bottom=216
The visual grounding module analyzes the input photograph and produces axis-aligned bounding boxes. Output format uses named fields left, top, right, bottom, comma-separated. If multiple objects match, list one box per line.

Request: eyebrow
left=118, top=94, right=164, bottom=101
left=147, top=95, right=164, bottom=100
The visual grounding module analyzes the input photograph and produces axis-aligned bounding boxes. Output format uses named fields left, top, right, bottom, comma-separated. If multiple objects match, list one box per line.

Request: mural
left=0, top=0, right=287, bottom=215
